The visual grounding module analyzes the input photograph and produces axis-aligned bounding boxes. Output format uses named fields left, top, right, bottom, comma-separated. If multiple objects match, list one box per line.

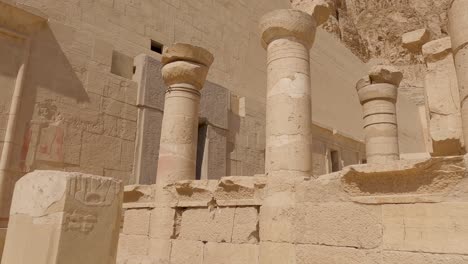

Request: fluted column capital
left=161, top=43, right=214, bottom=90
left=259, top=9, right=317, bottom=49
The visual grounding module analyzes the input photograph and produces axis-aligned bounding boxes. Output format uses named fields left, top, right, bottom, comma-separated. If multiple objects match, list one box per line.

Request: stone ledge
left=122, top=175, right=267, bottom=209
left=341, top=156, right=466, bottom=204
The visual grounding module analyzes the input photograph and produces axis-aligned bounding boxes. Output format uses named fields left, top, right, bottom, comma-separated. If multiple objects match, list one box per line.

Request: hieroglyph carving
left=68, top=175, right=120, bottom=206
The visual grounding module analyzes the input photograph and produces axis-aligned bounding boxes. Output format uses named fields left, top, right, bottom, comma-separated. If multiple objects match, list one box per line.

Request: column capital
left=161, top=43, right=214, bottom=90
left=355, top=65, right=402, bottom=104
left=356, top=65, right=403, bottom=104
left=259, top=9, right=317, bottom=49
left=368, top=65, right=403, bottom=86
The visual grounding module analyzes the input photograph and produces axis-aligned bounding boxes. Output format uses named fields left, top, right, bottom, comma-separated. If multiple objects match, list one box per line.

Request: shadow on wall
left=14, top=24, right=89, bottom=173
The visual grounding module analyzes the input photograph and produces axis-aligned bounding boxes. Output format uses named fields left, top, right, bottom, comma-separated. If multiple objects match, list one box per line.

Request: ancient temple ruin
left=0, top=0, right=468, bottom=263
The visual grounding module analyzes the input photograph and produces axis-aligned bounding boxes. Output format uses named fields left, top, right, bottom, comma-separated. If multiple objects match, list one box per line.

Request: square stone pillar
left=422, top=37, right=464, bottom=156
left=1, top=170, right=123, bottom=264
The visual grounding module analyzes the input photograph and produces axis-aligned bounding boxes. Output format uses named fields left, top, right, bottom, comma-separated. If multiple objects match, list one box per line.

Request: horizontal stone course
left=294, top=202, right=382, bottom=249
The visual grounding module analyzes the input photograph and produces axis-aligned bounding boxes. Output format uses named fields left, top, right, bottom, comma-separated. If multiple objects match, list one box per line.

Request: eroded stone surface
left=294, top=202, right=382, bottom=249
left=342, top=156, right=466, bottom=202
left=383, top=203, right=468, bottom=254
left=423, top=38, right=464, bottom=155
left=402, top=28, right=431, bottom=53
left=3, top=170, right=123, bottom=264
left=290, top=0, right=331, bottom=26
left=357, top=66, right=402, bottom=164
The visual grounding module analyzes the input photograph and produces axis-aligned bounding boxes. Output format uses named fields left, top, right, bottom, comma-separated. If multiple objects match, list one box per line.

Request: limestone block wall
left=117, top=176, right=265, bottom=263
left=0, top=0, right=290, bottom=186
left=118, top=155, right=468, bottom=263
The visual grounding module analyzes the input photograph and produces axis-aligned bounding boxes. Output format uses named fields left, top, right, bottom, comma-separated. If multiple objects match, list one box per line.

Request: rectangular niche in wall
left=330, top=149, right=340, bottom=173
left=150, top=40, right=163, bottom=54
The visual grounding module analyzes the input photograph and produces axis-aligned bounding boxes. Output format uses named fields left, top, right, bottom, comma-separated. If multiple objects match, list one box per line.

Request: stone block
left=120, top=139, right=136, bottom=172
left=291, top=0, right=331, bottom=26
left=93, top=38, right=113, bottom=66
left=296, top=245, right=381, bottom=264
left=2, top=171, right=123, bottom=264
left=368, top=65, right=403, bottom=86
left=232, top=207, right=259, bottom=243
left=149, top=207, right=176, bottom=239
left=133, top=54, right=165, bottom=110
left=341, top=157, right=466, bottom=203
left=203, top=242, right=259, bottom=264
left=295, top=172, right=350, bottom=203
left=200, top=81, right=229, bottom=129
left=214, top=176, right=266, bottom=206
left=179, top=207, right=235, bottom=242
left=382, top=203, right=468, bottom=254
left=63, top=125, right=82, bottom=165
left=123, top=209, right=151, bottom=235
left=382, top=251, right=468, bottom=264
left=294, top=202, right=382, bottom=249
left=173, top=180, right=217, bottom=207
left=205, top=125, right=228, bottom=179
left=259, top=192, right=296, bottom=243
left=148, top=239, right=172, bottom=264
left=102, top=97, right=125, bottom=117
left=422, top=37, right=452, bottom=63
left=259, top=242, right=296, bottom=264
left=402, top=28, right=430, bottom=53
left=133, top=108, right=163, bottom=185
left=80, top=132, right=122, bottom=169
left=123, top=185, right=154, bottom=204
left=118, top=119, right=137, bottom=141
left=170, top=240, right=203, bottom=264
left=118, top=234, right=150, bottom=257
left=34, top=124, right=66, bottom=164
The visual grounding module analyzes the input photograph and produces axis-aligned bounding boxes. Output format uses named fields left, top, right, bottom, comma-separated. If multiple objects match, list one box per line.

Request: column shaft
left=265, top=38, right=312, bottom=176
left=156, top=85, right=200, bottom=185
left=155, top=43, right=213, bottom=186
left=449, top=0, right=468, bottom=152
left=361, top=90, right=399, bottom=163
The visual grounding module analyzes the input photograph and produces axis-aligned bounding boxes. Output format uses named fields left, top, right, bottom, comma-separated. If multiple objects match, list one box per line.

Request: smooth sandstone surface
left=156, top=43, right=213, bottom=186
left=449, top=0, right=468, bottom=152
left=260, top=9, right=316, bottom=176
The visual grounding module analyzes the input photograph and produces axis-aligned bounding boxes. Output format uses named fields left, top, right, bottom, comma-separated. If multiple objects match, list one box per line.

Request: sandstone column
left=259, top=9, right=316, bottom=177
left=156, top=43, right=214, bottom=186
left=356, top=66, right=403, bottom=164
left=449, top=0, right=468, bottom=152
left=1, top=171, right=123, bottom=264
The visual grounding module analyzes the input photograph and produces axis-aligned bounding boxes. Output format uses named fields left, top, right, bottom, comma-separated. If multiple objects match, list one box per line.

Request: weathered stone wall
left=118, top=155, right=468, bottom=263
left=0, top=0, right=291, bottom=185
